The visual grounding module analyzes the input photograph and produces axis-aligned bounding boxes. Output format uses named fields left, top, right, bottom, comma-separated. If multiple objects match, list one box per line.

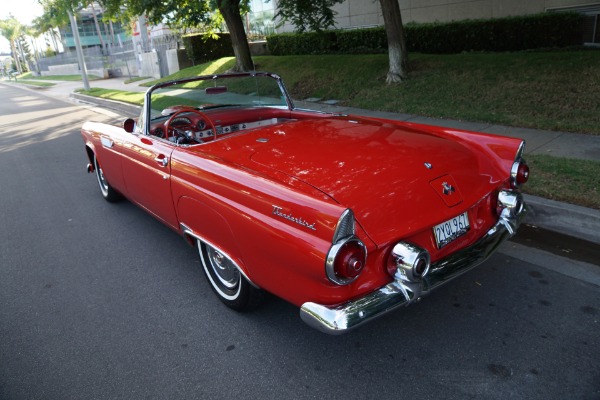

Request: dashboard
left=150, top=108, right=291, bottom=145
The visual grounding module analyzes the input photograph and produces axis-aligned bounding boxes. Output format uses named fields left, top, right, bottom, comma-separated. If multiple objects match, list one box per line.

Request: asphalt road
left=1, top=83, right=599, bottom=400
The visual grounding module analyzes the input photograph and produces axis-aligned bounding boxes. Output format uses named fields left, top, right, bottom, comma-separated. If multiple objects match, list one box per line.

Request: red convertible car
left=81, top=72, right=529, bottom=334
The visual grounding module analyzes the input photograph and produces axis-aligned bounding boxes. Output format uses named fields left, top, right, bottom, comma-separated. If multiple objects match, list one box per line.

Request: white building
left=272, top=0, right=600, bottom=44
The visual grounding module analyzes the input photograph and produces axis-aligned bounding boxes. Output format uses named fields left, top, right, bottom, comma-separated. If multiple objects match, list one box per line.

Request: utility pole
left=68, top=9, right=90, bottom=91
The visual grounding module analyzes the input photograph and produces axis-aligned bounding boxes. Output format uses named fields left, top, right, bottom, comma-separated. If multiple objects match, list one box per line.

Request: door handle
left=154, top=155, right=168, bottom=167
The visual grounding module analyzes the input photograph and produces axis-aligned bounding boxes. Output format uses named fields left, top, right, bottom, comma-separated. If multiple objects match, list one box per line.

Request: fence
left=35, top=40, right=140, bottom=78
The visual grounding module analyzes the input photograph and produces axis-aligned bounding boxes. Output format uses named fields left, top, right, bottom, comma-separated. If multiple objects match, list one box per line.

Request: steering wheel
left=163, top=107, right=217, bottom=143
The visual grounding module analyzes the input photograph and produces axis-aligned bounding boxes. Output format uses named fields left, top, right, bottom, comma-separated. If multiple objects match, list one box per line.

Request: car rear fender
left=176, top=196, right=254, bottom=284
left=84, top=143, right=95, bottom=170
left=174, top=186, right=376, bottom=307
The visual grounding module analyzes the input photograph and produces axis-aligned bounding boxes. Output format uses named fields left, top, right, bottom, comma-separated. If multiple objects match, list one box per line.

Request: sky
left=0, top=0, right=44, bottom=53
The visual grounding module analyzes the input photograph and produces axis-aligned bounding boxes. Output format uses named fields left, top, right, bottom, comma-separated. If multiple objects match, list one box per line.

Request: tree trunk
left=216, top=0, right=254, bottom=72
left=15, top=38, right=27, bottom=73
left=90, top=1, right=107, bottom=55
left=10, top=41, right=23, bottom=74
left=379, top=0, right=408, bottom=84
left=109, top=21, right=116, bottom=45
left=48, top=29, right=60, bottom=54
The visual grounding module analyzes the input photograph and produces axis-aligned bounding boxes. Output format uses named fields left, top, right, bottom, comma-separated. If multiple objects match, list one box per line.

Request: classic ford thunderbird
left=81, top=72, right=529, bottom=334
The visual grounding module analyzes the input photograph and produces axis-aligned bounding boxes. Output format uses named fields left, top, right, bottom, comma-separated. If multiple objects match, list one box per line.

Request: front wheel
left=197, top=239, right=263, bottom=311
left=94, top=154, right=122, bottom=202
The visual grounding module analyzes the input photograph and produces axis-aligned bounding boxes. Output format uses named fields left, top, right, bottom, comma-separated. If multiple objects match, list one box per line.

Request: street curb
left=71, top=91, right=600, bottom=246
left=524, top=194, right=600, bottom=245
left=71, top=92, right=142, bottom=117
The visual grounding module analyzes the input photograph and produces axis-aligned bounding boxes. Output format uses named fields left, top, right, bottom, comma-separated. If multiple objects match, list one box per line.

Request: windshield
left=147, top=73, right=290, bottom=121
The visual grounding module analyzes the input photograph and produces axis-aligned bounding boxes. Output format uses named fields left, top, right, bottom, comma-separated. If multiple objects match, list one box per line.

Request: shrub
left=407, top=12, right=583, bottom=53
left=336, top=27, right=387, bottom=54
left=267, top=31, right=337, bottom=55
left=182, top=33, right=234, bottom=65
left=267, top=12, right=584, bottom=55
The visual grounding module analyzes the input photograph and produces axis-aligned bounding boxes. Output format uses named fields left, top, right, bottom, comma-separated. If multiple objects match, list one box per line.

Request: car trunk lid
left=249, top=117, right=503, bottom=246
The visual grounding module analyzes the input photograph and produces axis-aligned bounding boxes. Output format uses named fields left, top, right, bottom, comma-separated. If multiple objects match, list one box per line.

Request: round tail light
left=515, top=162, right=529, bottom=185
left=326, top=238, right=367, bottom=285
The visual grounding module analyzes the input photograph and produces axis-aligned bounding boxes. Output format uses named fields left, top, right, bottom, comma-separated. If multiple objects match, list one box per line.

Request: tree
left=0, top=16, right=24, bottom=74
left=38, top=0, right=90, bottom=88
left=274, top=0, right=344, bottom=33
left=214, top=0, right=253, bottom=71
left=17, top=34, right=33, bottom=72
left=275, top=0, right=409, bottom=83
left=89, top=1, right=107, bottom=55
left=102, top=0, right=254, bottom=71
left=379, top=0, right=408, bottom=83
left=33, top=9, right=64, bottom=54
left=24, top=25, right=42, bottom=71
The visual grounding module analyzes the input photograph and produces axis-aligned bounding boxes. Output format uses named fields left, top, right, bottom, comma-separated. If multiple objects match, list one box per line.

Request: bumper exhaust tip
left=300, top=199, right=527, bottom=335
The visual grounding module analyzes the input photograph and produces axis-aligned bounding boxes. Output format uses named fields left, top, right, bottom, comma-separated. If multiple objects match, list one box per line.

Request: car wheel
left=94, top=154, right=122, bottom=202
left=197, top=239, right=263, bottom=311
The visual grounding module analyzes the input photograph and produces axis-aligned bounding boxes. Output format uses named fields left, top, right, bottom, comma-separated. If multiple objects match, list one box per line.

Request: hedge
left=267, top=12, right=584, bottom=55
left=182, top=33, right=235, bottom=65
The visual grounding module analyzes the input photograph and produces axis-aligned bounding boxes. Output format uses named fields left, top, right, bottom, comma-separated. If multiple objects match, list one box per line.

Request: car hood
left=249, top=117, right=504, bottom=246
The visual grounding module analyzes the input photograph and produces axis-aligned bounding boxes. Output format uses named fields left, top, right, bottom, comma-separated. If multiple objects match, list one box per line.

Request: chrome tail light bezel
left=510, top=141, right=529, bottom=189
left=325, top=236, right=367, bottom=285
left=326, top=209, right=367, bottom=285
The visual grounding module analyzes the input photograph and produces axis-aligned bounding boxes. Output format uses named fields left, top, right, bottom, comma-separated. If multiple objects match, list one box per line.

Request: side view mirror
left=123, top=118, right=135, bottom=133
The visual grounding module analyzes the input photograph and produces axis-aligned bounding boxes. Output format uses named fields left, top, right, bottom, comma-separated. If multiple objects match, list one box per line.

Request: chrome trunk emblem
left=442, top=182, right=455, bottom=195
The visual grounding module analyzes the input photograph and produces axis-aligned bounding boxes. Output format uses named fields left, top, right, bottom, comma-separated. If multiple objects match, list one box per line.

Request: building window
left=582, top=14, right=599, bottom=44
left=548, top=4, right=600, bottom=45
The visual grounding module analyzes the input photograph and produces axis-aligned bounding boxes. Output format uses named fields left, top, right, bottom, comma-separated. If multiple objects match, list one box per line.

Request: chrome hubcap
left=95, top=158, right=108, bottom=194
left=207, top=247, right=239, bottom=289
left=98, top=168, right=107, bottom=188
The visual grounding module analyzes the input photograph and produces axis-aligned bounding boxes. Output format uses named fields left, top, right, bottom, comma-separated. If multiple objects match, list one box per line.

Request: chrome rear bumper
left=300, top=196, right=527, bottom=335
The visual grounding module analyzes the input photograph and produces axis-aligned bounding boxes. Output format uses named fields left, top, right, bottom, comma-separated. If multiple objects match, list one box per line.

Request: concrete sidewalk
left=61, top=76, right=600, bottom=162
left=13, top=76, right=600, bottom=245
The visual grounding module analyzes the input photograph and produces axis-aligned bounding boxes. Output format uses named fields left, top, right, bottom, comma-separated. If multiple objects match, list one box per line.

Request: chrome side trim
left=510, top=141, right=526, bottom=188
left=332, top=209, right=355, bottom=243
left=300, top=195, right=527, bottom=335
left=179, top=223, right=260, bottom=289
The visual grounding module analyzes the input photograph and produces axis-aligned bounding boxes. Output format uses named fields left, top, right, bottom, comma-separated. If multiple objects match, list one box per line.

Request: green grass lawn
left=124, top=76, right=152, bottom=84
left=525, top=154, right=600, bottom=210
left=79, top=49, right=600, bottom=209
left=18, top=72, right=102, bottom=81
left=140, top=50, right=600, bottom=135
left=10, top=79, right=55, bottom=87
left=77, top=88, right=145, bottom=105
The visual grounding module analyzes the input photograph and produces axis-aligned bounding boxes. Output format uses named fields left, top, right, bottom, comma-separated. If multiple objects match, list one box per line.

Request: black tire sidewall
left=198, top=241, right=261, bottom=311
left=94, top=154, right=121, bottom=202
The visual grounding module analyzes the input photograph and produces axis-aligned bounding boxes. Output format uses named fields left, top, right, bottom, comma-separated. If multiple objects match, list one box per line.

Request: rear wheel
left=94, top=154, right=122, bottom=202
left=197, top=239, right=263, bottom=311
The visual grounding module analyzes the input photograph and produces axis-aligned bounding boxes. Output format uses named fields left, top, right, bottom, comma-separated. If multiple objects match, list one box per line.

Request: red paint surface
left=81, top=108, right=523, bottom=307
